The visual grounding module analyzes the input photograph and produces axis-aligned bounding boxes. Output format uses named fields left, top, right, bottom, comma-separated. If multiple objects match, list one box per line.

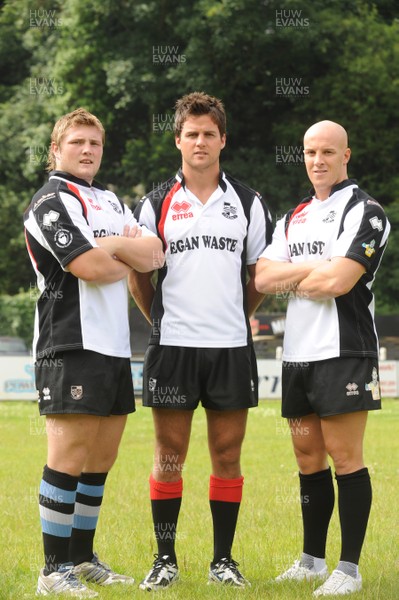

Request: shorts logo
left=148, top=378, right=157, bottom=392
left=322, top=210, right=336, bottom=223
left=42, top=210, right=60, bottom=227
left=71, top=385, right=83, bottom=400
left=365, top=367, right=380, bottom=400
left=54, top=229, right=73, bottom=248
left=369, top=216, right=383, bottom=231
left=346, top=382, right=359, bottom=396
left=42, top=387, right=51, bottom=401
left=362, top=239, right=375, bottom=258
left=222, top=202, right=238, bottom=219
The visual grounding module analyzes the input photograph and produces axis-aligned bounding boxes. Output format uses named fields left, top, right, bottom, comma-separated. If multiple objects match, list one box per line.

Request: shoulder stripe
left=66, top=182, right=88, bottom=220
left=158, top=181, right=182, bottom=249
left=285, top=200, right=311, bottom=238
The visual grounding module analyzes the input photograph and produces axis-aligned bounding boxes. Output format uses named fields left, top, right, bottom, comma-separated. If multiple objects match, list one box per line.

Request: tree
left=0, top=0, right=398, bottom=313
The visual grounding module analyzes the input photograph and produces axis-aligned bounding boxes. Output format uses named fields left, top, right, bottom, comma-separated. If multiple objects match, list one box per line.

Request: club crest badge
left=71, top=385, right=83, bottom=400
left=322, top=210, right=336, bottom=223
left=222, top=202, right=238, bottom=219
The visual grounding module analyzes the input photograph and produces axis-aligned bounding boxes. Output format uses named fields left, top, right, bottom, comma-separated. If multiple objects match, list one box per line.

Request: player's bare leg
left=46, top=414, right=104, bottom=475
left=321, top=411, right=367, bottom=474
left=206, top=408, right=247, bottom=477
left=152, top=408, right=193, bottom=482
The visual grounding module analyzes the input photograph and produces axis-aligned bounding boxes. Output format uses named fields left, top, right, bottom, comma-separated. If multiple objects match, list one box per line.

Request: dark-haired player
left=129, top=92, right=272, bottom=590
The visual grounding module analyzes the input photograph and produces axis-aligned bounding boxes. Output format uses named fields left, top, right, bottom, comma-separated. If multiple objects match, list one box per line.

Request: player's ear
left=343, top=147, right=351, bottom=165
left=175, top=136, right=181, bottom=150
left=51, top=141, right=61, bottom=161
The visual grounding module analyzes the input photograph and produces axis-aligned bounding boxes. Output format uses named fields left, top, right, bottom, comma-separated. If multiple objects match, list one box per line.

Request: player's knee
left=328, top=448, right=363, bottom=474
left=294, top=448, right=327, bottom=474
left=153, top=443, right=186, bottom=473
left=211, top=444, right=241, bottom=470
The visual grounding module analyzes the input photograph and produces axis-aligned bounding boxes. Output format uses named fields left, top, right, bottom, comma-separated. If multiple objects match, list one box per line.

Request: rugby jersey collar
left=49, top=170, right=106, bottom=191
left=176, top=168, right=228, bottom=193
left=307, top=178, right=358, bottom=200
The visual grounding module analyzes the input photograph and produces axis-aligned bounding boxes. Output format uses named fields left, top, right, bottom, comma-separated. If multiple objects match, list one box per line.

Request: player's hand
left=123, top=224, right=142, bottom=238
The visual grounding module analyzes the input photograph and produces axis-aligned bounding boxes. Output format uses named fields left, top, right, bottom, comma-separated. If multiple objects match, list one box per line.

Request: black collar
left=309, top=178, right=358, bottom=199
left=49, top=170, right=105, bottom=191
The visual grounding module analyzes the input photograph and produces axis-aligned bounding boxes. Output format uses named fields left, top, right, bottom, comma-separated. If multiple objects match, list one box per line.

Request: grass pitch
left=0, top=399, right=398, bottom=599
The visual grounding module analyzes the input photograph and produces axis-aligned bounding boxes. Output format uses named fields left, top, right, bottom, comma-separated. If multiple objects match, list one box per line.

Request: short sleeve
left=259, top=215, right=291, bottom=262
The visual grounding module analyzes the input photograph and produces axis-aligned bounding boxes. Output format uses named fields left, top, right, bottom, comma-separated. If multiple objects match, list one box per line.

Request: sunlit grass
left=0, top=399, right=398, bottom=599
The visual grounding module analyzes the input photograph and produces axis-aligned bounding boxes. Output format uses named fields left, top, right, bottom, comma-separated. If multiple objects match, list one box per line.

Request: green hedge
left=0, top=289, right=139, bottom=352
left=0, top=290, right=36, bottom=349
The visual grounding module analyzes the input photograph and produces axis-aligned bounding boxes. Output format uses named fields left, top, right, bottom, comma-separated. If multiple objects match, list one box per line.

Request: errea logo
left=346, top=382, right=359, bottom=396
left=171, top=200, right=193, bottom=221
left=172, top=200, right=191, bottom=213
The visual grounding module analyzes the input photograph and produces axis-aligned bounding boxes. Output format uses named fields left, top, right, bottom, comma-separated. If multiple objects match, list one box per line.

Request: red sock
left=150, top=473, right=183, bottom=499
left=209, top=474, right=244, bottom=502
left=149, top=474, right=183, bottom=563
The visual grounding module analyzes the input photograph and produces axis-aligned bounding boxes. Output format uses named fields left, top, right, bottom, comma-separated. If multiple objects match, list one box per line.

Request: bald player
left=255, top=120, right=390, bottom=596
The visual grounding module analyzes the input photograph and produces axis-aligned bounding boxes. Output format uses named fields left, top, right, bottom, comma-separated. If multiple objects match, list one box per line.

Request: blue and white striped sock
left=39, top=464, right=78, bottom=574
left=69, top=472, right=108, bottom=565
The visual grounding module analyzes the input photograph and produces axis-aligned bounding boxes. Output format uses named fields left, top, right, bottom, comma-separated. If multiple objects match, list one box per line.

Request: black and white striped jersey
left=261, top=179, right=391, bottom=362
left=24, top=171, right=148, bottom=359
left=134, top=169, right=273, bottom=348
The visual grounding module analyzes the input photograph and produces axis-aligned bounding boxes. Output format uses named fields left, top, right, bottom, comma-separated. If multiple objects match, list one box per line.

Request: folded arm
left=255, top=257, right=327, bottom=295
left=67, top=248, right=131, bottom=284
left=296, top=256, right=366, bottom=300
left=96, top=233, right=164, bottom=273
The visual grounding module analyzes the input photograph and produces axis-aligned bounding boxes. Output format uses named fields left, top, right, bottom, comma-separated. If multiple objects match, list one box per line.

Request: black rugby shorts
left=142, top=345, right=258, bottom=410
left=281, top=356, right=382, bottom=418
left=35, top=349, right=135, bottom=416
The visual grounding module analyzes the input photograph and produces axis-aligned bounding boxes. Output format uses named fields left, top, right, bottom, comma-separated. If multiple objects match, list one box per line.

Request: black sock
left=69, top=472, right=108, bottom=565
left=151, top=498, right=182, bottom=563
left=209, top=475, right=243, bottom=565
left=299, top=467, right=335, bottom=559
left=210, top=500, right=240, bottom=564
left=336, top=467, right=372, bottom=564
left=39, top=465, right=78, bottom=574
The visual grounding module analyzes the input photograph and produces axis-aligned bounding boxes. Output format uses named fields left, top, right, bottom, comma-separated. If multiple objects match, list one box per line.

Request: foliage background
left=0, top=0, right=398, bottom=342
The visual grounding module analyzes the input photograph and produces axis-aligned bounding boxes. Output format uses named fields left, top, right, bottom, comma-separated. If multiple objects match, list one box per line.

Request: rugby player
left=255, top=120, right=390, bottom=596
left=24, top=108, right=162, bottom=596
left=128, top=92, right=273, bottom=590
